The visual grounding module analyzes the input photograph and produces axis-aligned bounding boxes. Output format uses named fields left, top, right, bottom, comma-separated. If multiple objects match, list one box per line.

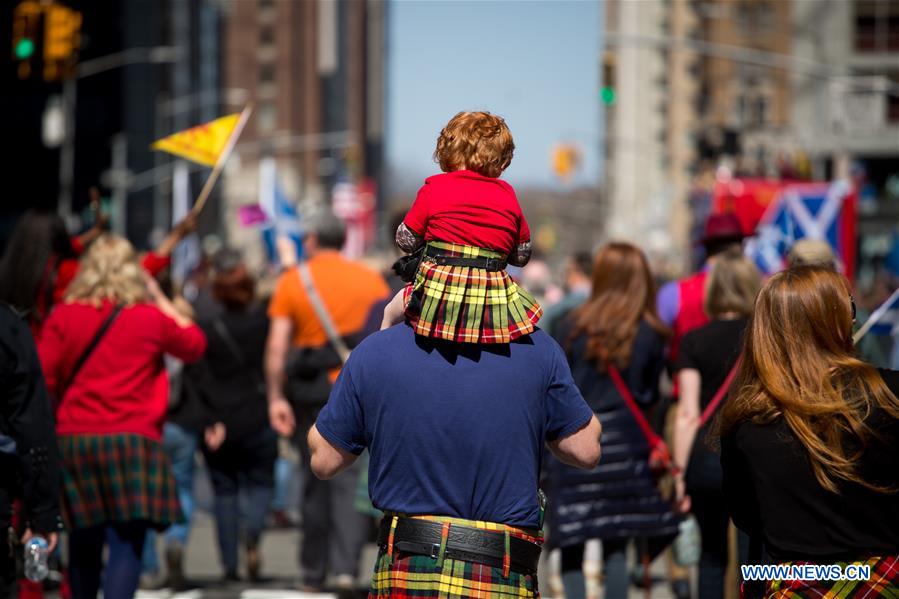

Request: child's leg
left=380, top=287, right=408, bottom=330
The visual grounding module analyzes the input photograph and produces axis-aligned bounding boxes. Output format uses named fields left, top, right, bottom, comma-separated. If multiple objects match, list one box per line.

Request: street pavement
left=42, top=461, right=677, bottom=599
left=133, top=510, right=677, bottom=599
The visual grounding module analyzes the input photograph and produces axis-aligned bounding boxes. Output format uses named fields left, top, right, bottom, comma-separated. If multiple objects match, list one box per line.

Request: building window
left=260, top=25, right=274, bottom=48
left=735, top=1, right=774, bottom=33
left=257, top=102, right=276, bottom=132
left=260, top=63, right=275, bottom=84
left=855, top=0, right=899, bottom=52
left=749, top=96, right=769, bottom=127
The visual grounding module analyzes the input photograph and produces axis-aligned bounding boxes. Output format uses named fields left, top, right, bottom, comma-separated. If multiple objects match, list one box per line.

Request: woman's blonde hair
left=719, top=266, right=899, bottom=493
left=65, top=234, right=148, bottom=306
left=433, top=111, right=514, bottom=178
left=703, top=248, right=761, bottom=318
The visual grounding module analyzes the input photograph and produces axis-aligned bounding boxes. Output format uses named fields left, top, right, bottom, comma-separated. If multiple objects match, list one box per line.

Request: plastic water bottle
left=23, top=536, right=49, bottom=582
left=672, top=515, right=702, bottom=567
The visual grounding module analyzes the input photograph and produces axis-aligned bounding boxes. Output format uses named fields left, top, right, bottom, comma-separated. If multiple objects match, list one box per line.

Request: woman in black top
left=720, top=266, right=899, bottom=597
left=194, top=250, right=277, bottom=582
left=672, top=249, right=760, bottom=599
left=547, top=242, right=680, bottom=599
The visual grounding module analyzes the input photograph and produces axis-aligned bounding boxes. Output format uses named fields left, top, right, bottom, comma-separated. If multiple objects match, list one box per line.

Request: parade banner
left=151, top=113, right=241, bottom=167
left=743, top=181, right=857, bottom=279
left=712, top=178, right=785, bottom=236
left=151, top=105, right=253, bottom=215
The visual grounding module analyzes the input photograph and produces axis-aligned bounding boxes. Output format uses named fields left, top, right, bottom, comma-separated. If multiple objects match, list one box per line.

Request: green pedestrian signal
left=600, top=86, right=616, bottom=106
left=15, top=37, right=35, bottom=60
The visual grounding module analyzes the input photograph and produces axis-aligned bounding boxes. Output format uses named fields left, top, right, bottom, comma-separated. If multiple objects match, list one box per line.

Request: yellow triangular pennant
left=151, top=113, right=240, bottom=167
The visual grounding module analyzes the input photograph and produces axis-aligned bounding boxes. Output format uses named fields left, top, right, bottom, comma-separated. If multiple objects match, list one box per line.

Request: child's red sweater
left=403, top=170, right=530, bottom=255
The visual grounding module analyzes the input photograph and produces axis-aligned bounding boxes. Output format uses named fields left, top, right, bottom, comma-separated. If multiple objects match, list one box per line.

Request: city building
left=221, top=0, right=387, bottom=261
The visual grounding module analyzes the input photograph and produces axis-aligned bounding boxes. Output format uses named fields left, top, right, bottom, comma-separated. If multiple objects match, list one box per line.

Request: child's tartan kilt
left=405, top=242, right=542, bottom=344
left=369, top=514, right=542, bottom=598
left=748, top=556, right=899, bottom=599
left=59, top=433, right=183, bottom=530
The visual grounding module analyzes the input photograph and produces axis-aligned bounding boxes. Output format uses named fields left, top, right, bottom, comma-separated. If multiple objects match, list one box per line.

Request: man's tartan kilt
left=59, top=433, right=183, bottom=530
left=369, top=514, right=542, bottom=598
left=748, top=556, right=899, bottom=599
left=405, top=242, right=542, bottom=344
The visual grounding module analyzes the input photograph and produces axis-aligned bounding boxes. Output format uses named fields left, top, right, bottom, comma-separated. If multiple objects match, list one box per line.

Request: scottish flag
left=260, top=179, right=303, bottom=265
left=867, top=289, right=899, bottom=337
left=745, top=181, right=856, bottom=278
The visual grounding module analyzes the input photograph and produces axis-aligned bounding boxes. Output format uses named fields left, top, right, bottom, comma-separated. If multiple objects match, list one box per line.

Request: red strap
left=698, top=357, right=741, bottom=428
left=607, top=365, right=662, bottom=447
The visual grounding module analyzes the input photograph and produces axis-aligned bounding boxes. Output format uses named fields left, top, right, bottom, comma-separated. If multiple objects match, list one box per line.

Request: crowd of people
left=0, top=109, right=897, bottom=599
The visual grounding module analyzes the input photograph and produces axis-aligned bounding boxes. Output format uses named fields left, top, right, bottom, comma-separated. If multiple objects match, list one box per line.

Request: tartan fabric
left=405, top=242, right=542, bottom=344
left=751, top=556, right=899, bottom=599
left=369, top=514, right=542, bottom=598
left=59, top=433, right=183, bottom=530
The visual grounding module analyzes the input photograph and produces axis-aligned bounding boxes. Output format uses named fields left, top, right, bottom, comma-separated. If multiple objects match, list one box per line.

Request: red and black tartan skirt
left=59, top=433, right=183, bottom=530
left=745, top=556, right=899, bottom=598
left=404, top=242, right=542, bottom=344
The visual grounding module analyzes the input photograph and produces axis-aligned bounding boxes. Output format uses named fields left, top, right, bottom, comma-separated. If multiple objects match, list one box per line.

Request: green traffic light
left=600, top=86, right=616, bottom=106
left=15, top=38, right=35, bottom=60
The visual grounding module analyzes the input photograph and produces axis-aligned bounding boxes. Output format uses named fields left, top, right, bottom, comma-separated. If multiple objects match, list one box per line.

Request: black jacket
left=0, top=303, right=62, bottom=532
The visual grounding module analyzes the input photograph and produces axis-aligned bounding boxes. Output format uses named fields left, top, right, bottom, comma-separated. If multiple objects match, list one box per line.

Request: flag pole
left=853, top=286, right=899, bottom=345
left=191, top=103, right=253, bottom=216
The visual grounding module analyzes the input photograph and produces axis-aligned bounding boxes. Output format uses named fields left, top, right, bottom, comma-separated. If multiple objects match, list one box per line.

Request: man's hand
left=276, top=235, right=298, bottom=269
left=380, top=288, right=406, bottom=330
left=173, top=212, right=199, bottom=238
left=673, top=476, right=691, bottom=514
left=21, top=529, right=58, bottom=554
left=205, top=422, right=227, bottom=451
left=269, top=397, right=296, bottom=437
left=155, top=213, right=199, bottom=258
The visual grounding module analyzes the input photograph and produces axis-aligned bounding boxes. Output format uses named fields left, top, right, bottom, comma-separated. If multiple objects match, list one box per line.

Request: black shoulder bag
left=60, top=305, right=123, bottom=396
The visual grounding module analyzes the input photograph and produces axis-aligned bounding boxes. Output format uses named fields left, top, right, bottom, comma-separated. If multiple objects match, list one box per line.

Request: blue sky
left=386, top=1, right=602, bottom=193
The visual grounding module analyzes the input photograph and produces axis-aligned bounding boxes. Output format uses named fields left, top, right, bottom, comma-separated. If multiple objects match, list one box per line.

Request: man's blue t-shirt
left=315, top=323, right=593, bottom=529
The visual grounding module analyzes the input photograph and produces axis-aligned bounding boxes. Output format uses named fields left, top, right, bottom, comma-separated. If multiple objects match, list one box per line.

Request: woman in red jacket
left=38, top=234, right=207, bottom=599
left=0, top=209, right=196, bottom=341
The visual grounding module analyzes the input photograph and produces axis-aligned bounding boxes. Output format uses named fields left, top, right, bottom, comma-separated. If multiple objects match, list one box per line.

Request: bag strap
left=297, top=262, right=351, bottom=364
left=62, top=305, right=123, bottom=394
left=607, top=364, right=662, bottom=447
left=698, top=356, right=741, bottom=428
left=212, top=318, right=247, bottom=368
left=211, top=317, right=266, bottom=391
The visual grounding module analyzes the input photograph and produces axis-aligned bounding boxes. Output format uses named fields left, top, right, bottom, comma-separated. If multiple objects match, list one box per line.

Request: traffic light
left=11, top=1, right=81, bottom=81
left=552, top=144, right=581, bottom=181
left=43, top=4, right=81, bottom=80
left=601, top=52, right=616, bottom=106
left=12, top=0, right=42, bottom=79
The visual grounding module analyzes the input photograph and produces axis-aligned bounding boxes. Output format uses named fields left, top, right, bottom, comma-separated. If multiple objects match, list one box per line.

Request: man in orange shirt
left=265, top=211, right=389, bottom=593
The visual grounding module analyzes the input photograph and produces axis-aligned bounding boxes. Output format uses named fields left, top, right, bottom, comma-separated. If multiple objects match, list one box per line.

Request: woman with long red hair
left=720, top=266, right=899, bottom=597
left=546, top=242, right=679, bottom=599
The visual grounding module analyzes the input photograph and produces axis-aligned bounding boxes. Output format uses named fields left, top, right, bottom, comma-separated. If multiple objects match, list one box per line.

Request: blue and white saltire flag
left=859, top=287, right=899, bottom=340
left=258, top=158, right=303, bottom=265
left=744, top=180, right=855, bottom=277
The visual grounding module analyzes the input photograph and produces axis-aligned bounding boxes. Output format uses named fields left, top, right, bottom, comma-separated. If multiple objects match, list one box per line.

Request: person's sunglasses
left=850, top=295, right=857, bottom=323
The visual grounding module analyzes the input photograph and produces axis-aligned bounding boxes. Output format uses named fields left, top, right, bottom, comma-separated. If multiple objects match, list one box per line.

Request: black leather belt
left=377, top=517, right=541, bottom=575
left=424, top=254, right=508, bottom=271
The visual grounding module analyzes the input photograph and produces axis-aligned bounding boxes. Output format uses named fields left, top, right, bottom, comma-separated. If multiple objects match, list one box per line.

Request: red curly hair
left=433, top=111, right=515, bottom=178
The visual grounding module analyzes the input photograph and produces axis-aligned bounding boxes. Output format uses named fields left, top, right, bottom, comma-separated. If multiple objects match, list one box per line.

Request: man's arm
left=265, top=316, right=295, bottom=437
left=1, top=309, right=63, bottom=546
left=308, top=424, right=359, bottom=480
left=548, top=415, right=601, bottom=470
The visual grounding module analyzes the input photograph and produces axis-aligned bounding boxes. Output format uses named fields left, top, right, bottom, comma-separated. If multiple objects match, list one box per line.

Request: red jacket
left=38, top=301, right=207, bottom=441
left=669, top=271, right=710, bottom=397
left=403, top=170, right=530, bottom=254
left=32, top=239, right=171, bottom=341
